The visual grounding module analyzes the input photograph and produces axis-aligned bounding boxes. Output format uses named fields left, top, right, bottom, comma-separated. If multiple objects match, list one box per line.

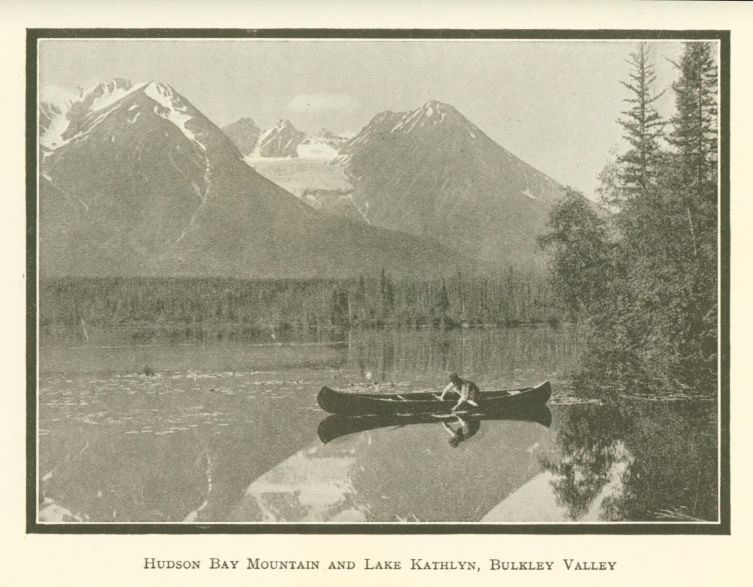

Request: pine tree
left=669, top=42, right=719, bottom=187
left=617, top=43, right=666, bottom=198
left=665, top=41, right=719, bottom=379
left=543, top=42, right=720, bottom=391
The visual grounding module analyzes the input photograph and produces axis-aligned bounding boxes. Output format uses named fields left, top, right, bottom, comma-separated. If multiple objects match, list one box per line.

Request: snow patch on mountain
left=391, top=100, right=457, bottom=134
left=42, top=105, right=122, bottom=150
left=246, top=155, right=352, bottom=195
left=85, top=79, right=145, bottom=113
left=39, top=87, right=78, bottom=149
left=40, top=86, right=79, bottom=110
left=41, top=111, right=72, bottom=149
left=226, top=116, right=350, bottom=161
left=40, top=80, right=148, bottom=150
left=295, top=137, right=340, bottom=160
left=347, top=111, right=400, bottom=148
left=144, top=82, right=204, bottom=150
left=252, top=119, right=306, bottom=158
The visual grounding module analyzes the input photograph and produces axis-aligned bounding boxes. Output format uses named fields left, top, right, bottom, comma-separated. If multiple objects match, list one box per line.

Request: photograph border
left=26, top=27, right=730, bottom=535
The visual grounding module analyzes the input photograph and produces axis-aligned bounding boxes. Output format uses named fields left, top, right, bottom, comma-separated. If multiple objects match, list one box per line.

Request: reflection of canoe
left=317, top=381, right=551, bottom=415
left=318, top=404, right=552, bottom=443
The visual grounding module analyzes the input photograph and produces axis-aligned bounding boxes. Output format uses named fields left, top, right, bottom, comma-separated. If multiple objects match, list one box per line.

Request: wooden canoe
left=317, top=380, right=551, bottom=415
left=317, top=404, right=552, bottom=443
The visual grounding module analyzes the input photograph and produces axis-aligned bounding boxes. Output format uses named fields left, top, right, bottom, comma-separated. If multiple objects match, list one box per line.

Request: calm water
left=37, top=326, right=718, bottom=524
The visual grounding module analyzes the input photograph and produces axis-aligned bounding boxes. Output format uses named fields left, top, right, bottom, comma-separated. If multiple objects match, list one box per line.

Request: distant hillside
left=222, top=117, right=260, bottom=156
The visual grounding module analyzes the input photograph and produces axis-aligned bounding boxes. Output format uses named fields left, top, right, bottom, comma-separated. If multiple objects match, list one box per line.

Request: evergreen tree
left=616, top=43, right=666, bottom=199
left=666, top=41, right=719, bottom=378
left=669, top=42, right=719, bottom=187
left=559, top=41, right=720, bottom=390
left=437, top=278, right=450, bottom=316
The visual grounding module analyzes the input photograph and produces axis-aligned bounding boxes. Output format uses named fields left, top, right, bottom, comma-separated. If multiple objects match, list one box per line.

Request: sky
left=39, top=39, right=692, bottom=198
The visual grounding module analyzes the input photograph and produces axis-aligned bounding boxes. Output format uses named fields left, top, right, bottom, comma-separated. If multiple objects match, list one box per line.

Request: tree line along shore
left=39, top=269, right=558, bottom=335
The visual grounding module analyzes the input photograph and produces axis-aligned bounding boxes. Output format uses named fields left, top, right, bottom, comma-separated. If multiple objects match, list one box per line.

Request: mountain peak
left=143, top=82, right=195, bottom=120
left=235, top=117, right=258, bottom=127
left=256, top=119, right=306, bottom=157
left=144, top=81, right=180, bottom=102
left=85, top=78, right=134, bottom=96
left=390, top=100, right=464, bottom=134
left=40, top=79, right=146, bottom=149
left=78, top=79, right=146, bottom=114
left=222, top=118, right=261, bottom=156
left=420, top=99, right=457, bottom=114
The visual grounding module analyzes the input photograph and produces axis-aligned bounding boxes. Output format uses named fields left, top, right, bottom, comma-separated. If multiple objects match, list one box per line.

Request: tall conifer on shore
left=669, top=42, right=719, bottom=188
left=542, top=41, right=720, bottom=391
left=666, top=41, right=719, bottom=376
left=617, top=43, right=665, bottom=200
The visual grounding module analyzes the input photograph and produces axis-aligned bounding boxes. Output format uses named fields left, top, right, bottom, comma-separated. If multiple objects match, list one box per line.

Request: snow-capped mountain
left=337, top=100, right=565, bottom=266
left=228, top=99, right=565, bottom=266
left=39, top=79, right=148, bottom=150
left=39, top=80, right=468, bottom=278
left=39, top=86, right=80, bottom=144
left=222, top=117, right=349, bottom=160
left=254, top=119, right=306, bottom=158
left=222, top=119, right=363, bottom=221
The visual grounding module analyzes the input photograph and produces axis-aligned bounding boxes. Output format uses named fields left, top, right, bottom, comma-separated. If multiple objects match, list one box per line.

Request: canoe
left=318, top=404, right=552, bottom=444
left=317, top=380, right=551, bottom=415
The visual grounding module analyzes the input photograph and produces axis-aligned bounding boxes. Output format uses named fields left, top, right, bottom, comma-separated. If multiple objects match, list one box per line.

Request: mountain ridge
left=39, top=80, right=472, bottom=279
left=225, top=98, right=566, bottom=266
left=338, top=99, right=565, bottom=265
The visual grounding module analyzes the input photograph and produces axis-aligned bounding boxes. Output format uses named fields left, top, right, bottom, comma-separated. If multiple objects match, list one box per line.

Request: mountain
left=255, top=119, right=306, bottom=158
left=222, top=119, right=348, bottom=160
left=232, top=122, right=362, bottom=222
left=221, top=117, right=260, bottom=156
left=230, top=100, right=566, bottom=266
left=39, top=86, right=80, bottom=145
left=39, top=80, right=469, bottom=279
left=338, top=100, right=566, bottom=266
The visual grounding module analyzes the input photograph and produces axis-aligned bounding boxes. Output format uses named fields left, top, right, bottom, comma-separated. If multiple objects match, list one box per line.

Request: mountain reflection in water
left=38, top=327, right=717, bottom=523
left=231, top=416, right=552, bottom=523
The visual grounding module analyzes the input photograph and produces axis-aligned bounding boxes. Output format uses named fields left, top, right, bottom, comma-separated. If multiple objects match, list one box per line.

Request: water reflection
left=38, top=326, right=717, bottom=523
left=317, top=406, right=552, bottom=444
left=231, top=417, right=553, bottom=523
left=40, top=325, right=578, bottom=390
left=443, top=415, right=481, bottom=447
left=538, top=402, right=718, bottom=522
left=341, top=327, right=578, bottom=387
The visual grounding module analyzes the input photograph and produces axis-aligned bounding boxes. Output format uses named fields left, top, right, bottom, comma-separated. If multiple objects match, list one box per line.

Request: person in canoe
left=437, top=373, right=481, bottom=412
left=442, top=414, right=481, bottom=447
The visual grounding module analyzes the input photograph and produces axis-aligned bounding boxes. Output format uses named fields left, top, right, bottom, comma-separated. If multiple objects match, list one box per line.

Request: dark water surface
left=37, top=326, right=718, bottom=524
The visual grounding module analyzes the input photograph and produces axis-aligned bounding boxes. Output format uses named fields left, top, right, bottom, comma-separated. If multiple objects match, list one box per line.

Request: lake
left=37, top=326, right=718, bottom=524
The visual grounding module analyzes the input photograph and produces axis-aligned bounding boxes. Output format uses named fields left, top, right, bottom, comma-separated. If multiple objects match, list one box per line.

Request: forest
left=39, top=268, right=557, bottom=335
left=539, top=42, right=719, bottom=393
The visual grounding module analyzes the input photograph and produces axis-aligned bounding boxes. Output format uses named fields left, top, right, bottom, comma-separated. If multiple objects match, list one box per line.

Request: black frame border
left=26, top=28, right=731, bottom=535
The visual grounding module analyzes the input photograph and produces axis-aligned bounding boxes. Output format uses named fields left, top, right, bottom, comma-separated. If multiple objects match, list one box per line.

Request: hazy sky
left=39, top=39, right=691, bottom=198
